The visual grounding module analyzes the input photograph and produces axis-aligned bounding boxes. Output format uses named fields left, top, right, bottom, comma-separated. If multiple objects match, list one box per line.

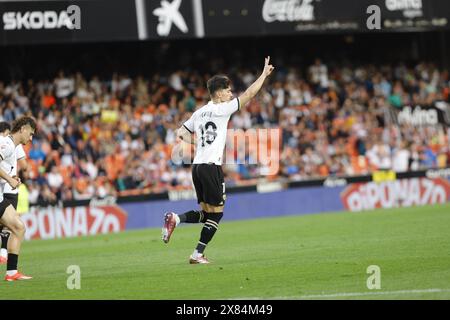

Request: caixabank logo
left=340, top=178, right=450, bottom=211
left=152, top=0, right=188, bottom=36
left=2, top=5, right=80, bottom=30
left=22, top=205, right=128, bottom=240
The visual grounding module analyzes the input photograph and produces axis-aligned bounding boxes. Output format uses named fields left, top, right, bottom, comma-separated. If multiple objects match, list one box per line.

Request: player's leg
left=0, top=203, right=32, bottom=280
left=177, top=208, right=206, bottom=224
left=179, top=164, right=207, bottom=223
left=189, top=205, right=223, bottom=264
left=0, top=224, right=8, bottom=264
left=0, top=194, right=18, bottom=264
left=162, top=164, right=207, bottom=243
left=189, top=164, right=226, bottom=264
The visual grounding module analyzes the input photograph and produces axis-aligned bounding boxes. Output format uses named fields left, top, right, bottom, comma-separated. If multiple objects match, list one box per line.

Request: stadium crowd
left=0, top=59, right=449, bottom=205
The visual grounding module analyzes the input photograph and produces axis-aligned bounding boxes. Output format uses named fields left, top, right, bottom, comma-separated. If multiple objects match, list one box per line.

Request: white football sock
left=192, top=250, right=202, bottom=258
left=6, top=270, right=17, bottom=276
left=0, top=248, right=7, bottom=258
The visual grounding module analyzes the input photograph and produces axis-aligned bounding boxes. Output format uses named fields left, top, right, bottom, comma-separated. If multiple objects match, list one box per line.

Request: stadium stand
left=1, top=42, right=449, bottom=206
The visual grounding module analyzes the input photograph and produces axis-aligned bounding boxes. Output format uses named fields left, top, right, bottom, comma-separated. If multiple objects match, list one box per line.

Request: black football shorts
left=192, top=164, right=226, bottom=206
left=3, top=193, right=18, bottom=211
left=0, top=199, right=11, bottom=219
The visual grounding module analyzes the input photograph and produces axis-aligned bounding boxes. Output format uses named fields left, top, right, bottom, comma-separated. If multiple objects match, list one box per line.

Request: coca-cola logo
left=23, top=205, right=128, bottom=240
left=340, top=178, right=450, bottom=211
left=262, top=0, right=315, bottom=23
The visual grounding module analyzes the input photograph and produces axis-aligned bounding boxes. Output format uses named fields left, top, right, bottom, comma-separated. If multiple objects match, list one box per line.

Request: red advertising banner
left=22, top=205, right=128, bottom=240
left=340, top=178, right=450, bottom=211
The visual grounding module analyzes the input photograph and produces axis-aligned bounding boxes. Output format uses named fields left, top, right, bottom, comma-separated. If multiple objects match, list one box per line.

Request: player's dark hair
left=207, top=75, right=231, bottom=97
left=0, top=121, right=11, bottom=134
left=11, top=116, right=37, bottom=133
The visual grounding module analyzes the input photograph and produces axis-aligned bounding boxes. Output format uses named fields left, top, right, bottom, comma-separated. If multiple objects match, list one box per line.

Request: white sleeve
left=215, top=98, right=240, bottom=117
left=0, top=142, right=13, bottom=161
left=183, top=115, right=195, bottom=134
left=16, top=144, right=26, bottom=160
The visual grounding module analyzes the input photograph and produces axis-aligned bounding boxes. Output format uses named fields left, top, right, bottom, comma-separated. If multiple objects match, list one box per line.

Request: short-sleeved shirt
left=0, top=136, right=17, bottom=202
left=183, top=98, right=240, bottom=165
left=4, top=144, right=26, bottom=195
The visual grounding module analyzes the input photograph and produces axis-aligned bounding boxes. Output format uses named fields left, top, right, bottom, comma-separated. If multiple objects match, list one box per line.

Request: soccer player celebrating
left=0, top=122, right=29, bottom=265
left=162, top=56, right=275, bottom=264
left=0, top=116, right=36, bottom=280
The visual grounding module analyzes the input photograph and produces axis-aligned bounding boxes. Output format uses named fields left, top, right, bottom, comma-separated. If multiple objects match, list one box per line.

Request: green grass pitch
left=1, top=203, right=449, bottom=299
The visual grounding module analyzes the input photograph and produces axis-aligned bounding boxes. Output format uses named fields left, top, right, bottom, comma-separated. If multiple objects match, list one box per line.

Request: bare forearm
left=239, top=73, right=268, bottom=108
left=177, top=127, right=195, bottom=145
left=239, top=56, right=274, bottom=109
left=0, top=168, right=13, bottom=184
left=247, top=73, right=267, bottom=98
left=181, top=135, right=196, bottom=145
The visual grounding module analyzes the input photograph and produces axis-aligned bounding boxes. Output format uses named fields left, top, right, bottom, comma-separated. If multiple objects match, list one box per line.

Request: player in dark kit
left=162, top=57, right=275, bottom=264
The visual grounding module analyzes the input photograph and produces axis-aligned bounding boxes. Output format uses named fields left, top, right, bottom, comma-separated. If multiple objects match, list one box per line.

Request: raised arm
left=238, top=56, right=275, bottom=109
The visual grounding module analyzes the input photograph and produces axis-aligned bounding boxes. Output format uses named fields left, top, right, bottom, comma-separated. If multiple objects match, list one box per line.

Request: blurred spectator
left=392, top=141, right=410, bottom=172
left=47, top=166, right=64, bottom=190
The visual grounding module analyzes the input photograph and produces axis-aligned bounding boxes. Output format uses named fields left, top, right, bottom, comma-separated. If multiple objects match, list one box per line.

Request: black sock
left=179, top=210, right=206, bottom=223
left=7, top=253, right=18, bottom=271
left=196, top=212, right=223, bottom=254
left=1, top=232, right=9, bottom=250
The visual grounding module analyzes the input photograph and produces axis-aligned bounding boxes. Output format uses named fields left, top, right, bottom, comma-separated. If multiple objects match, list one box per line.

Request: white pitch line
left=229, top=288, right=450, bottom=300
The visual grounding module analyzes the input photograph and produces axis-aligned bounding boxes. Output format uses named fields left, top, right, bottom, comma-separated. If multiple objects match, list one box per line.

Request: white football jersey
left=4, top=144, right=26, bottom=195
left=184, top=98, right=240, bottom=165
left=0, top=136, right=17, bottom=202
